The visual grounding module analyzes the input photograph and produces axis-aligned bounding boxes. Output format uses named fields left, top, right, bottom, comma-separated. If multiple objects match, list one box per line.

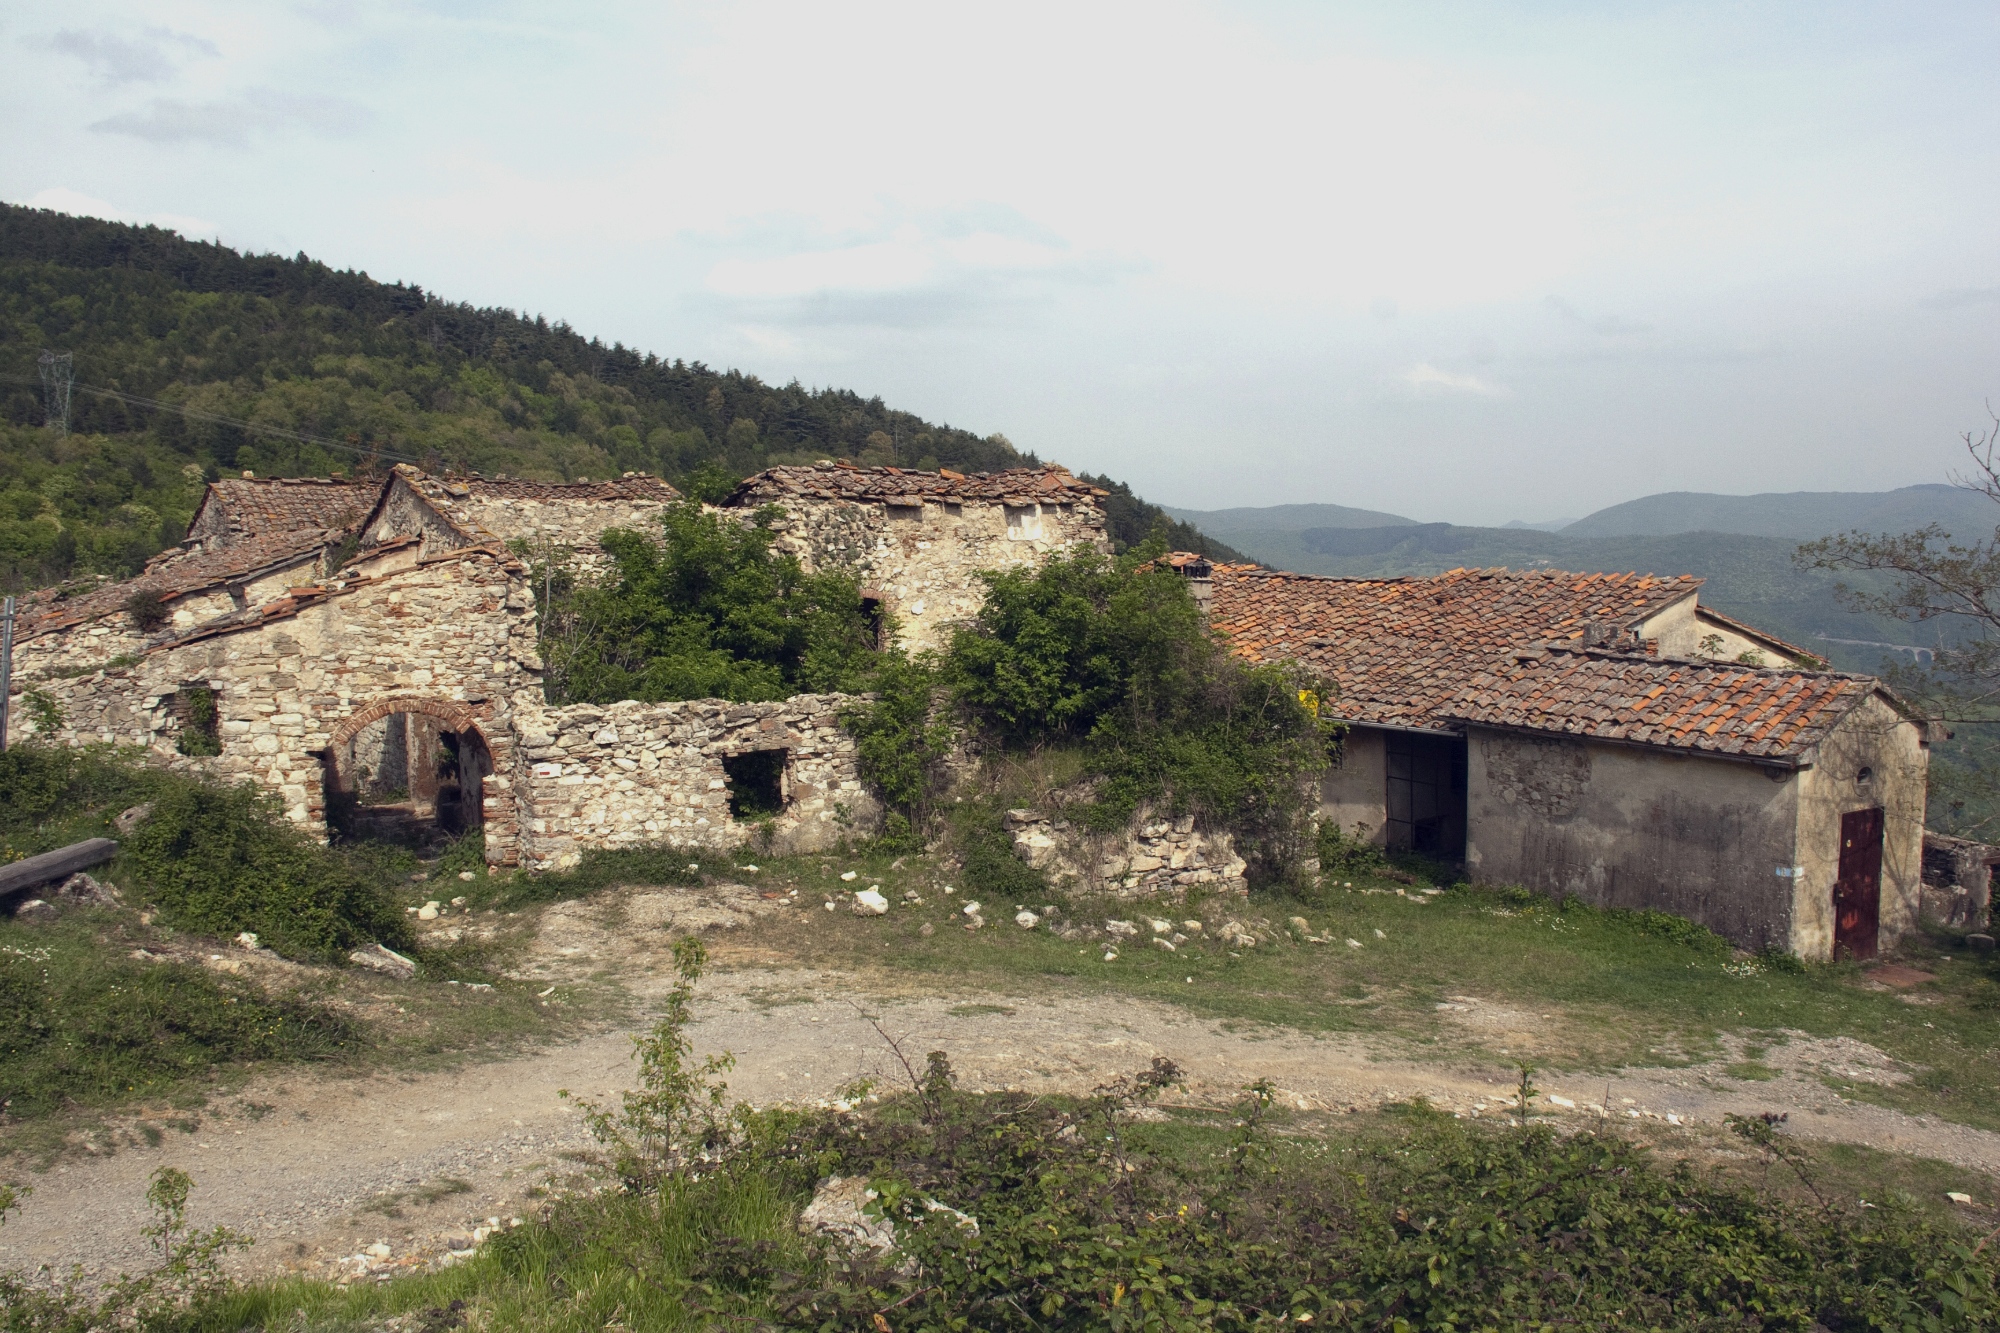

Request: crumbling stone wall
left=1921, top=831, right=1995, bottom=929
left=1003, top=807, right=1249, bottom=901
left=20, top=550, right=537, bottom=863
left=759, top=497, right=1110, bottom=653
left=511, top=694, right=879, bottom=869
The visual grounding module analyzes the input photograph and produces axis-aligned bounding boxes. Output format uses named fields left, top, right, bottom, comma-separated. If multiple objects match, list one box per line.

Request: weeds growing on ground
left=33, top=949, right=1994, bottom=1333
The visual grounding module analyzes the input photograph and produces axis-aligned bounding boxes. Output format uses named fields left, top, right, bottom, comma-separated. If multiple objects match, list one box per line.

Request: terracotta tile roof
left=19, top=529, right=333, bottom=638
left=1207, top=564, right=1703, bottom=731
left=723, top=463, right=1110, bottom=508
left=196, top=477, right=371, bottom=541
left=1444, top=650, right=1883, bottom=760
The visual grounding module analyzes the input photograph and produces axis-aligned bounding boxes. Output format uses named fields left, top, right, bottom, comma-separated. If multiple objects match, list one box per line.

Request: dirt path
left=6, top=887, right=1998, bottom=1286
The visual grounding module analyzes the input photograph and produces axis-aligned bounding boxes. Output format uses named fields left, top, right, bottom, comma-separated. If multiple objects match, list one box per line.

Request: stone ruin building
left=13, top=461, right=1110, bottom=870
left=11, top=457, right=1974, bottom=956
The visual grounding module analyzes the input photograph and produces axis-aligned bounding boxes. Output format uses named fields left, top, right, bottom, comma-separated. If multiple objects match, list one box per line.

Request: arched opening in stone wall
left=321, top=703, right=493, bottom=851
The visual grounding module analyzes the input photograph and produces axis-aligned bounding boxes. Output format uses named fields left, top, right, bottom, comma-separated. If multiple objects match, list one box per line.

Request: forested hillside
left=0, top=204, right=1234, bottom=591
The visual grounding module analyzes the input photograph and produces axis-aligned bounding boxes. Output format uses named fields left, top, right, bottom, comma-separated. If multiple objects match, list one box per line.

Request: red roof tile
left=724, top=463, right=1109, bottom=508
left=20, top=529, right=334, bottom=639
left=1207, top=564, right=1702, bottom=731
left=194, top=477, right=371, bottom=541
left=1444, top=650, right=1883, bottom=760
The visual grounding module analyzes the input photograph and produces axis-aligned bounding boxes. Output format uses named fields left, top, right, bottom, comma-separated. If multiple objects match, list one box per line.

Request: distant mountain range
left=1559, top=484, right=1995, bottom=540
left=1165, top=484, right=1999, bottom=674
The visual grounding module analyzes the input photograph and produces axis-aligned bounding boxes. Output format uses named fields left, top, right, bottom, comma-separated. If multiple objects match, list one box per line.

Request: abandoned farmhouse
left=8, top=463, right=1955, bottom=959
left=13, top=462, right=1110, bottom=872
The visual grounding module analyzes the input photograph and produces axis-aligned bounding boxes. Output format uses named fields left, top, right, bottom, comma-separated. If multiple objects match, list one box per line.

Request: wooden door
left=1834, top=807, right=1883, bottom=960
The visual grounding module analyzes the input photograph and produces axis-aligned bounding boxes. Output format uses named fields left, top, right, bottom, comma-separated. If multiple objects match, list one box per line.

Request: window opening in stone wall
left=859, top=590, right=886, bottom=650
left=174, top=687, right=221, bottom=756
left=324, top=712, right=491, bottom=850
left=1005, top=504, right=1043, bottom=540
left=723, top=749, right=788, bottom=820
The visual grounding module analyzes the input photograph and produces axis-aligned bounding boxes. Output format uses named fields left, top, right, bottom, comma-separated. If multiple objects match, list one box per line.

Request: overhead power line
left=36, top=352, right=73, bottom=436
left=0, top=371, right=428, bottom=466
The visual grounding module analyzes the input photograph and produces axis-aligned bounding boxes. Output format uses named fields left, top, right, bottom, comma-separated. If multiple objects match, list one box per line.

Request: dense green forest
left=0, top=204, right=1233, bottom=592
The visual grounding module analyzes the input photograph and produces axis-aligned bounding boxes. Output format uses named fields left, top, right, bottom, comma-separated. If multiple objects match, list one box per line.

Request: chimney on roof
left=241, top=470, right=255, bottom=479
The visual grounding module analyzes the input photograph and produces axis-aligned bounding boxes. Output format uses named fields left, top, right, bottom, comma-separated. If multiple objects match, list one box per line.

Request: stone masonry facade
left=511, top=694, right=879, bottom=870
left=13, top=462, right=1112, bottom=873
left=730, top=463, right=1112, bottom=653
left=1002, top=807, right=1249, bottom=901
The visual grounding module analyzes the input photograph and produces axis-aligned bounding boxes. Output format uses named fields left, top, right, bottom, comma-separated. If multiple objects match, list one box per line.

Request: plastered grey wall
left=1791, top=694, right=1928, bottom=959
left=1319, top=726, right=1389, bottom=846
left=1465, top=729, right=1800, bottom=950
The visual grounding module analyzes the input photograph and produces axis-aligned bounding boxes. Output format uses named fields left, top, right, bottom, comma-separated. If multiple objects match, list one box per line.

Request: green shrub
left=120, top=783, right=411, bottom=961
left=954, top=814, right=1049, bottom=903
left=844, top=546, right=1334, bottom=880
left=1314, top=820, right=1392, bottom=885
left=537, top=501, right=879, bottom=705
left=0, top=928, right=357, bottom=1118
left=841, top=651, right=955, bottom=824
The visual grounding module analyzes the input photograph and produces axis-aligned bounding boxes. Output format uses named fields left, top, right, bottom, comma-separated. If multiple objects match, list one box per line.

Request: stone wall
left=1003, top=807, right=1249, bottom=901
left=18, top=549, right=538, bottom=863
left=511, top=694, right=879, bottom=869
left=1921, top=831, right=1995, bottom=930
left=759, top=497, right=1109, bottom=653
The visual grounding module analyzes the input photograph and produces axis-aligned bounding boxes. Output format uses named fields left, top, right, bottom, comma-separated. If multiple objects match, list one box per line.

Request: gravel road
left=6, top=886, right=1997, bottom=1286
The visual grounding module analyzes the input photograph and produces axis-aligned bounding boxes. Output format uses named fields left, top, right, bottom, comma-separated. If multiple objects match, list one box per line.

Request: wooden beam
left=0, top=838, right=119, bottom=901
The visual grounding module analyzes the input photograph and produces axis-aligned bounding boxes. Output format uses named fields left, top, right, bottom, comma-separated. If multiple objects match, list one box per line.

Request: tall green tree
left=1798, top=407, right=2000, bottom=832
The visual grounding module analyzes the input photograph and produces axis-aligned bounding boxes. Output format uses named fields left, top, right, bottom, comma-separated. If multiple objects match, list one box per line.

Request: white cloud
left=25, top=187, right=215, bottom=237
left=91, top=89, right=370, bottom=146
left=1401, top=363, right=1512, bottom=398
left=40, top=27, right=218, bottom=85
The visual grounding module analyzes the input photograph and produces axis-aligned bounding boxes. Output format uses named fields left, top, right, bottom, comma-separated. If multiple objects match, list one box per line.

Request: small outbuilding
left=1199, top=561, right=1934, bottom=960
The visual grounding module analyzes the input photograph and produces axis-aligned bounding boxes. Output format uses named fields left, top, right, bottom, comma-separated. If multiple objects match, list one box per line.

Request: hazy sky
left=4, top=2, right=1998, bottom=524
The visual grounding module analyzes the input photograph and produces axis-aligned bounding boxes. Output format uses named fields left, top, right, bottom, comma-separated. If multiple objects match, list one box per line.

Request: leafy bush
left=852, top=545, right=1335, bottom=878
left=1316, top=819, right=1390, bottom=877
left=536, top=501, right=879, bottom=705
left=842, top=652, right=955, bottom=825
left=953, top=812, right=1050, bottom=903
left=120, top=782, right=411, bottom=961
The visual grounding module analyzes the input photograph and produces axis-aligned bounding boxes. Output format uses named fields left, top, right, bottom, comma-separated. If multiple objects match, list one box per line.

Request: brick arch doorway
left=322, top=699, right=494, bottom=847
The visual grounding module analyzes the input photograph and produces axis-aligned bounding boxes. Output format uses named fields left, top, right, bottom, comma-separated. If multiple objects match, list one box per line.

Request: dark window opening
left=174, top=687, right=221, bottom=756
left=1383, top=731, right=1467, bottom=862
left=859, top=590, right=886, bottom=650
left=724, top=749, right=788, bottom=819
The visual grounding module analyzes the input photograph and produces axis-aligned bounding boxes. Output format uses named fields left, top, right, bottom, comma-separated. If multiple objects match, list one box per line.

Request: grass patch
left=0, top=911, right=358, bottom=1122
left=1725, top=1060, right=1782, bottom=1081
left=606, top=845, right=2000, bottom=1134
